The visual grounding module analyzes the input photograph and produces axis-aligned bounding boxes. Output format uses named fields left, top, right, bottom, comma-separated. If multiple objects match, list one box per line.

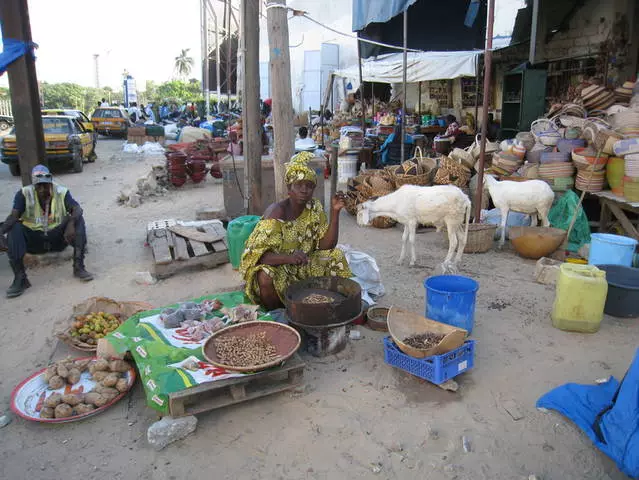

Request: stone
left=147, top=415, right=197, bottom=450
left=0, top=414, right=12, bottom=428
left=127, top=193, right=142, bottom=208
left=195, top=207, right=227, bottom=221
left=438, top=379, right=459, bottom=392
left=135, top=271, right=157, bottom=285
left=349, top=330, right=362, bottom=340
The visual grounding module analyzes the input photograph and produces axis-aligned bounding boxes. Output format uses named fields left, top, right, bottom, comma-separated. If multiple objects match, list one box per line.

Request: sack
left=339, top=244, right=384, bottom=305
left=548, top=190, right=591, bottom=252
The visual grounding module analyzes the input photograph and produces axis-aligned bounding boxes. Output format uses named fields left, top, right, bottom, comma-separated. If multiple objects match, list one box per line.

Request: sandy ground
left=0, top=138, right=636, bottom=480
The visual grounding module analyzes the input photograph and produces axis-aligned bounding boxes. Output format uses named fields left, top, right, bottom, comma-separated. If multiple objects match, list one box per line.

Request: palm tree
left=174, top=49, right=194, bottom=80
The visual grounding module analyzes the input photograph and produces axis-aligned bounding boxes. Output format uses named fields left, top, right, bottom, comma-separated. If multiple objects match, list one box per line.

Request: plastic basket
left=383, top=337, right=475, bottom=385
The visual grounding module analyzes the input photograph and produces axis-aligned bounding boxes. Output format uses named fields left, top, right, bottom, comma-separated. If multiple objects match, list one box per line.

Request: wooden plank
left=168, top=356, right=305, bottom=417
left=189, top=239, right=210, bottom=257
left=149, top=229, right=172, bottom=265
left=201, top=224, right=226, bottom=242
left=606, top=201, right=639, bottom=240
left=170, top=225, right=223, bottom=244
left=171, top=233, right=191, bottom=260
left=211, top=240, right=228, bottom=252
left=154, top=250, right=229, bottom=279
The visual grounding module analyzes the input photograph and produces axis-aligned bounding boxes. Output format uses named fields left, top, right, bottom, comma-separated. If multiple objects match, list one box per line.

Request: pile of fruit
left=70, top=312, right=121, bottom=345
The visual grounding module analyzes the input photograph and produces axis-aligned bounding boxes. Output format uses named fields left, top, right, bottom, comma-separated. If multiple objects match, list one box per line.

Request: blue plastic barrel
left=424, top=275, right=479, bottom=333
left=588, top=233, right=638, bottom=267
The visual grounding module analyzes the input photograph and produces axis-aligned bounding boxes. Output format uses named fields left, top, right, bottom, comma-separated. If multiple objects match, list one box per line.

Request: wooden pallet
left=147, top=219, right=230, bottom=279
left=168, top=355, right=305, bottom=416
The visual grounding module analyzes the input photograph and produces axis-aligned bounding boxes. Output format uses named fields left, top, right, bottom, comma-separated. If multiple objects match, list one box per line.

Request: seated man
left=0, top=165, right=93, bottom=298
left=240, top=152, right=352, bottom=310
left=294, top=126, right=316, bottom=152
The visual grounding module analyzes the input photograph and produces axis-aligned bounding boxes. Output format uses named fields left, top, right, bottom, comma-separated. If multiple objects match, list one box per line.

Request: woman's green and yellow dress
left=240, top=199, right=352, bottom=303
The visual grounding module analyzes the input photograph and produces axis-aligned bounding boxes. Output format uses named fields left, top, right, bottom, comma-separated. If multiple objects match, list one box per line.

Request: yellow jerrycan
left=551, top=264, right=608, bottom=332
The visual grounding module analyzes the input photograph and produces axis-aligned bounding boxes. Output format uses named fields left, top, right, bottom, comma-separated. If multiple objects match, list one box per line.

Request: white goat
left=357, top=185, right=471, bottom=272
left=483, top=174, right=554, bottom=248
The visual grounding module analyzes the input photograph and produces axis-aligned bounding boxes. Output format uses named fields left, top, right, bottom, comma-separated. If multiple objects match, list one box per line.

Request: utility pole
left=205, top=0, right=222, bottom=110
left=241, top=0, right=262, bottom=214
left=1, top=0, right=46, bottom=185
left=93, top=54, right=100, bottom=89
left=267, top=0, right=294, bottom=200
left=201, top=0, right=210, bottom=117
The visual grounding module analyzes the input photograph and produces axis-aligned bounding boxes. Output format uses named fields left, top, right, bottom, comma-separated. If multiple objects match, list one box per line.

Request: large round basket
left=509, top=226, right=566, bottom=259
left=464, top=223, right=497, bottom=253
left=202, top=321, right=301, bottom=373
left=393, top=172, right=431, bottom=187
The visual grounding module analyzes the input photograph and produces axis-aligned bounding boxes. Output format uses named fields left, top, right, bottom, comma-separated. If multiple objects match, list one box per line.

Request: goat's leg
left=443, top=220, right=458, bottom=268
left=538, top=207, right=551, bottom=227
left=530, top=213, right=538, bottom=227
left=498, top=208, right=509, bottom=248
left=408, top=221, right=417, bottom=266
left=398, top=224, right=409, bottom=265
left=453, top=224, right=466, bottom=265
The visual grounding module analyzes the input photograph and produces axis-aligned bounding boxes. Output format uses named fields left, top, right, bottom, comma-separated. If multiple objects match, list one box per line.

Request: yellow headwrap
left=285, top=151, right=317, bottom=185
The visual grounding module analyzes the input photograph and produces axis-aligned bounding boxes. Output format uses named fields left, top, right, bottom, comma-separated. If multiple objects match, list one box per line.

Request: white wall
left=259, top=0, right=358, bottom=112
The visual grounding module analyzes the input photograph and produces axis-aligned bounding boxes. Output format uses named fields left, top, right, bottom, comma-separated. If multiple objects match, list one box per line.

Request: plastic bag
left=480, top=208, right=532, bottom=240
left=338, top=244, right=384, bottom=305
left=548, top=190, right=591, bottom=252
left=140, top=142, right=165, bottom=155
left=122, top=143, right=140, bottom=153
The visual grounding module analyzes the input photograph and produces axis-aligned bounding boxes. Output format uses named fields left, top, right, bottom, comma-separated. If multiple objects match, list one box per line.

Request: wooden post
left=357, top=38, right=365, bottom=133
left=474, top=0, right=495, bottom=222
left=401, top=9, right=408, bottom=163
left=267, top=0, right=295, bottom=201
left=241, top=0, right=262, bottom=214
left=1, top=0, right=46, bottom=185
left=330, top=147, right=338, bottom=220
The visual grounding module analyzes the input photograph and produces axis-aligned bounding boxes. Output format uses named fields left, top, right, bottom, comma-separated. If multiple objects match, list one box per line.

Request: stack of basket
left=538, top=161, right=576, bottom=192
left=611, top=137, right=639, bottom=201
left=434, top=156, right=471, bottom=187
left=572, top=147, right=608, bottom=192
left=581, top=84, right=616, bottom=112
left=344, top=170, right=397, bottom=228
left=614, top=81, right=635, bottom=106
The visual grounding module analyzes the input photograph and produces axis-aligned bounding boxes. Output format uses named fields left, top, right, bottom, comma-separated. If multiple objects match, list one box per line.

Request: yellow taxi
left=1, top=115, right=94, bottom=176
left=91, top=107, right=131, bottom=137
left=42, top=108, right=97, bottom=157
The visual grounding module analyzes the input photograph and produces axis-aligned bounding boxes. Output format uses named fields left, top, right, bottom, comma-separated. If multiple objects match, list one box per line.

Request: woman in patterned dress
left=240, top=152, right=352, bottom=310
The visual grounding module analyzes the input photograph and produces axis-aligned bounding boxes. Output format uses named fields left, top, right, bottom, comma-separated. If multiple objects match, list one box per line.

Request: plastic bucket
left=424, top=275, right=479, bottom=333
left=595, top=264, right=639, bottom=317
left=588, top=233, right=638, bottom=267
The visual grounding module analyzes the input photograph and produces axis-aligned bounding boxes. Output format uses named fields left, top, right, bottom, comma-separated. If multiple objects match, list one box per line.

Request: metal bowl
left=285, top=277, right=362, bottom=328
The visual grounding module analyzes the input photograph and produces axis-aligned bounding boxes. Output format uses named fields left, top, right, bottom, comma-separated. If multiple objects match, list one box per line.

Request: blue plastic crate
left=383, top=337, right=475, bottom=385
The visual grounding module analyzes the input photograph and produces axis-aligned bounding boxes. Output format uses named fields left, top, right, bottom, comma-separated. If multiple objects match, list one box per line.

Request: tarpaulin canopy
left=333, top=50, right=480, bottom=89
left=352, top=0, right=418, bottom=32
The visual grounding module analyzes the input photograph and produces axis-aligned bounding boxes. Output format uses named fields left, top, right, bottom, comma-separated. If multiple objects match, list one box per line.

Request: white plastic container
left=337, top=154, right=358, bottom=184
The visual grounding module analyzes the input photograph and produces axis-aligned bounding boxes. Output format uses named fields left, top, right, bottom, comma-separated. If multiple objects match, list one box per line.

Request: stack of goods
left=339, top=126, right=364, bottom=151
left=166, top=139, right=223, bottom=181
left=572, top=147, right=608, bottom=192
left=491, top=151, right=525, bottom=174
left=613, top=136, right=639, bottom=201
left=610, top=110, right=639, bottom=138
left=165, top=151, right=188, bottom=187
left=581, top=84, right=616, bottom=112
left=614, top=82, right=635, bottom=106
left=434, top=156, right=471, bottom=187
left=538, top=162, right=575, bottom=192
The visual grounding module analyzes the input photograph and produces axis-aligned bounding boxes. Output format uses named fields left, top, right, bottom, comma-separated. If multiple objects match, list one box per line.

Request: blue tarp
left=537, top=348, right=639, bottom=478
left=352, top=0, right=418, bottom=32
left=0, top=38, right=36, bottom=76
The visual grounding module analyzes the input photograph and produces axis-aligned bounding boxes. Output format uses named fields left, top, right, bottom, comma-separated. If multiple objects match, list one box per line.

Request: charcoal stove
left=285, top=277, right=362, bottom=357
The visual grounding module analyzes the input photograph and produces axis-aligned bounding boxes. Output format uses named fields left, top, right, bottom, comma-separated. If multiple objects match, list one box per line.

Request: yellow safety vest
left=21, top=183, right=69, bottom=231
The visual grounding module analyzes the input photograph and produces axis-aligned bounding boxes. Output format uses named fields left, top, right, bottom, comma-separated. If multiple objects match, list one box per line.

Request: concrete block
left=147, top=415, right=197, bottom=450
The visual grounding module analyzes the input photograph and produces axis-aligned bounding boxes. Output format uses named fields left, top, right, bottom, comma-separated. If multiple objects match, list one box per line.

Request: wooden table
left=592, top=191, right=639, bottom=240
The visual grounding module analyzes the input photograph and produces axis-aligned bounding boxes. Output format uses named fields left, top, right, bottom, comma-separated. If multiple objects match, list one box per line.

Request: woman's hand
left=331, top=192, right=346, bottom=213
left=288, top=250, right=309, bottom=265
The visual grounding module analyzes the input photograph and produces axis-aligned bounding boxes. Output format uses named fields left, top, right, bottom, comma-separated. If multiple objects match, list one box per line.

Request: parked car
left=42, top=108, right=97, bottom=159
left=91, top=107, right=131, bottom=137
left=0, top=115, right=13, bottom=132
left=1, top=115, right=94, bottom=175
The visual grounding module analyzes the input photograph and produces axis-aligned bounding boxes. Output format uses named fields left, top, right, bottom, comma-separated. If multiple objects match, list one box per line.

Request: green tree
left=156, top=80, right=203, bottom=103
left=174, top=49, right=194, bottom=80
left=41, top=82, right=85, bottom=110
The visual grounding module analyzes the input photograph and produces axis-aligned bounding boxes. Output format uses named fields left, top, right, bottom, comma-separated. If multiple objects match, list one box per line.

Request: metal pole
left=226, top=0, right=232, bottom=110
left=417, top=81, right=422, bottom=115
left=201, top=0, right=210, bottom=117
left=474, top=54, right=480, bottom=129
left=401, top=9, right=408, bottom=163
left=474, top=0, right=495, bottom=222
left=529, top=0, right=540, bottom=65
left=357, top=38, right=365, bottom=134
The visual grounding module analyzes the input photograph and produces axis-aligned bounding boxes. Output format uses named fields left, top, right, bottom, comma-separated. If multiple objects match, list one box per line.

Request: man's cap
left=31, top=164, right=52, bottom=184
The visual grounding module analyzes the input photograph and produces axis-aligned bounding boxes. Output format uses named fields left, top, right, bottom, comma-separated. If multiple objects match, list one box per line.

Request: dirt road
left=0, top=138, right=635, bottom=479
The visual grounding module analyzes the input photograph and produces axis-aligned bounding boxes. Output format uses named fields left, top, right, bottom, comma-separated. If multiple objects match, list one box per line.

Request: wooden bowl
left=366, top=306, right=390, bottom=332
left=387, top=306, right=467, bottom=359
left=202, top=321, right=301, bottom=372
left=509, top=226, right=566, bottom=259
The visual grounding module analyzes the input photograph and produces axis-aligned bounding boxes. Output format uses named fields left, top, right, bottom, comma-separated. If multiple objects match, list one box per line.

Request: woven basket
left=344, top=191, right=360, bottom=216
left=366, top=175, right=396, bottom=196
left=434, top=156, right=471, bottom=187
left=372, top=216, right=397, bottom=228
left=464, top=224, right=497, bottom=253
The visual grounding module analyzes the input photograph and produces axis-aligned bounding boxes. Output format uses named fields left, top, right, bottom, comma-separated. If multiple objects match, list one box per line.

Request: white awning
left=333, top=50, right=480, bottom=89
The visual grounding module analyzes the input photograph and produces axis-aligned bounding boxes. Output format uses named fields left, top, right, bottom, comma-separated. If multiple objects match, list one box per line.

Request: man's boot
left=73, top=246, right=94, bottom=282
left=7, top=259, right=31, bottom=298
